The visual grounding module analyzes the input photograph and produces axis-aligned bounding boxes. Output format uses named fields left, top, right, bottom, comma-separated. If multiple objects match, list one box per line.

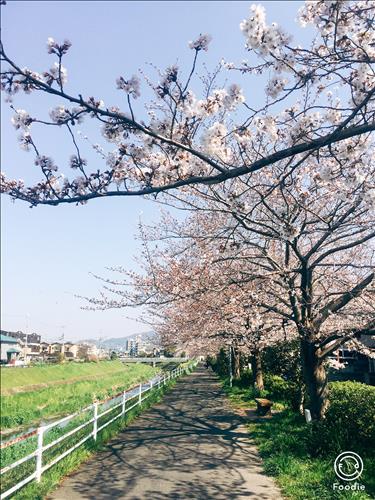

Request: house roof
left=7, top=347, right=20, bottom=353
left=0, top=334, right=19, bottom=344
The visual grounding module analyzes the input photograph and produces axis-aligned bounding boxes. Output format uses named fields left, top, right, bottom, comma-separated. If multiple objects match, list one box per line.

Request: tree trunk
left=298, top=385, right=305, bottom=415
left=300, top=338, right=328, bottom=420
left=251, top=351, right=264, bottom=391
left=233, top=347, right=241, bottom=379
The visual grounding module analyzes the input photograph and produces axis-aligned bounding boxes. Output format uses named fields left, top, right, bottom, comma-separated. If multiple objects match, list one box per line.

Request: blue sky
left=1, top=1, right=307, bottom=342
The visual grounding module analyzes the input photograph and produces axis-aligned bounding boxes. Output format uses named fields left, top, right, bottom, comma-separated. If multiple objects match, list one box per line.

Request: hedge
left=310, top=381, right=375, bottom=455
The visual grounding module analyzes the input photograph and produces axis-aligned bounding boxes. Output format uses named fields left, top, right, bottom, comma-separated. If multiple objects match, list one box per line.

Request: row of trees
left=84, top=168, right=374, bottom=419
left=1, top=1, right=375, bottom=420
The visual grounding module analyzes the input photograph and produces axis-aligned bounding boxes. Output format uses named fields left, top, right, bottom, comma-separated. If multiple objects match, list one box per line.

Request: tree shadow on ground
left=49, top=367, right=280, bottom=500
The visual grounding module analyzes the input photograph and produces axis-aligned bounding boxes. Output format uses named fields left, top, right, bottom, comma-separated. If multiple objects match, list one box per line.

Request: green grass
left=1, top=361, right=158, bottom=431
left=248, top=411, right=375, bottom=500
left=1, top=360, right=136, bottom=391
left=222, top=378, right=375, bottom=500
left=221, top=376, right=285, bottom=411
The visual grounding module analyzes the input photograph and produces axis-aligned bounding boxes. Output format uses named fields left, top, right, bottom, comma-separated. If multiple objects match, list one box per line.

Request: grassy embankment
left=222, top=377, right=375, bottom=500
left=1, top=360, right=158, bottom=432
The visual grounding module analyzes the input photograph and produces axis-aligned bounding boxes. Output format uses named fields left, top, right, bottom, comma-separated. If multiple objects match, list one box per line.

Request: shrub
left=262, top=340, right=301, bottom=381
left=57, top=353, right=65, bottom=364
left=310, top=381, right=375, bottom=456
left=264, top=374, right=302, bottom=411
left=235, top=369, right=254, bottom=388
left=207, top=348, right=229, bottom=377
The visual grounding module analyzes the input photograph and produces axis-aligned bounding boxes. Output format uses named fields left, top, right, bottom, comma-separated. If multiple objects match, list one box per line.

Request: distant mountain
left=78, top=331, right=158, bottom=349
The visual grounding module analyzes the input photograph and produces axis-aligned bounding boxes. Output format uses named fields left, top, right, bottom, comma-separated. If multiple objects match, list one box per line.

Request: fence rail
left=119, top=357, right=190, bottom=363
left=0, top=361, right=198, bottom=499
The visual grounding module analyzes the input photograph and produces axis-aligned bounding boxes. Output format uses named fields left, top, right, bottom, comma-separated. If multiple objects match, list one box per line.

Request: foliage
left=264, top=374, right=302, bottom=412
left=262, top=340, right=301, bottom=382
left=163, top=348, right=176, bottom=358
left=249, top=411, right=375, bottom=500
left=233, top=368, right=254, bottom=389
left=57, top=352, right=65, bottom=364
left=310, top=382, right=375, bottom=456
left=222, top=376, right=375, bottom=499
left=1, top=2, right=374, bottom=207
left=207, top=348, right=230, bottom=378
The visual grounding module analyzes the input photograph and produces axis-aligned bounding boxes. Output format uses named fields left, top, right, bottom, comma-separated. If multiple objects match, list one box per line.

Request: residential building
left=49, top=342, right=65, bottom=355
left=64, top=342, right=79, bottom=359
left=6, top=331, right=41, bottom=345
left=78, top=343, right=99, bottom=360
left=40, top=342, right=50, bottom=355
left=0, top=334, right=21, bottom=364
left=3, top=330, right=42, bottom=361
left=329, top=335, right=375, bottom=385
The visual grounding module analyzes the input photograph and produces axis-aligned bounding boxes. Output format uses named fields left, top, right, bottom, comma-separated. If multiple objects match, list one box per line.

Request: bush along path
left=221, top=371, right=375, bottom=500
left=47, top=365, right=281, bottom=500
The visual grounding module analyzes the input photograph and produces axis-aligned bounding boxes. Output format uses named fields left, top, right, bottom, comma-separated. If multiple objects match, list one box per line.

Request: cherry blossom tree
left=83, top=171, right=374, bottom=419
left=80, top=126, right=375, bottom=417
left=1, top=1, right=374, bottom=207
left=158, top=142, right=375, bottom=418
left=83, top=211, right=294, bottom=391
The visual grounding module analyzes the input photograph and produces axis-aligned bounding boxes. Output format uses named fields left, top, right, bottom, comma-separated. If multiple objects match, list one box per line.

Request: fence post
left=93, top=402, right=98, bottom=441
left=138, top=383, right=142, bottom=404
left=35, top=425, right=45, bottom=482
left=150, top=379, right=153, bottom=389
left=122, top=391, right=126, bottom=416
left=158, top=377, right=161, bottom=389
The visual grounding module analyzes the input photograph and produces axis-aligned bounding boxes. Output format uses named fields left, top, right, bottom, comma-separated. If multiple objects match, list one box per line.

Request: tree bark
left=300, top=338, right=328, bottom=420
left=251, top=351, right=264, bottom=391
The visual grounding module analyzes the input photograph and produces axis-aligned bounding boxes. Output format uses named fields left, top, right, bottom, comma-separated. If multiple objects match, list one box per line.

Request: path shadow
left=49, top=367, right=279, bottom=500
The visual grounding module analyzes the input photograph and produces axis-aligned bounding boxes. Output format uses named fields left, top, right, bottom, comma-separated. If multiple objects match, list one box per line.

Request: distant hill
left=78, top=331, right=158, bottom=349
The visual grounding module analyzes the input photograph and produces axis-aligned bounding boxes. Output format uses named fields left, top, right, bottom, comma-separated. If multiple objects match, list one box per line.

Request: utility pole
left=59, top=325, right=65, bottom=356
left=228, top=344, right=233, bottom=388
left=25, top=313, right=30, bottom=363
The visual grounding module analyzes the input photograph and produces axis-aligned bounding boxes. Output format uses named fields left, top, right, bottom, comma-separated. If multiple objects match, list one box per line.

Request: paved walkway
left=49, top=366, right=281, bottom=500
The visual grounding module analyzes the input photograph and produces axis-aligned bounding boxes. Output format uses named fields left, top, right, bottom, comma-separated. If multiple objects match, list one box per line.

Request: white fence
left=0, top=361, right=197, bottom=499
